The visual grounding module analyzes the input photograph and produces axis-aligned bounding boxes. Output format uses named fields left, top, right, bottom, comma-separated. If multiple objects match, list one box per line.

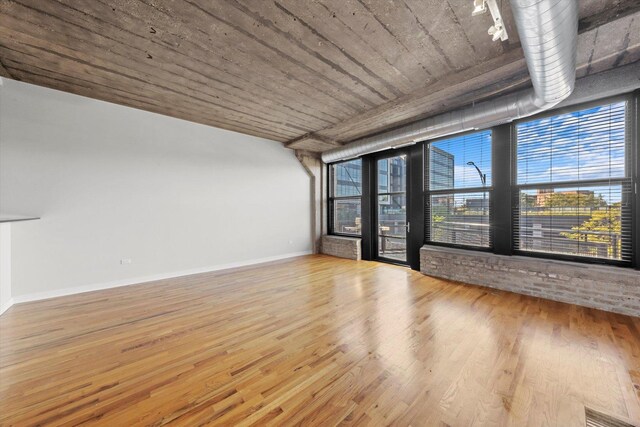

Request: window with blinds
left=514, top=101, right=631, bottom=262
left=425, top=130, right=492, bottom=248
left=329, top=159, right=363, bottom=236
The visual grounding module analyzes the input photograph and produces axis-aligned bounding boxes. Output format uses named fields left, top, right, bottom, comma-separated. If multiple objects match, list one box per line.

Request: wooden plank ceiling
left=1, top=0, right=639, bottom=152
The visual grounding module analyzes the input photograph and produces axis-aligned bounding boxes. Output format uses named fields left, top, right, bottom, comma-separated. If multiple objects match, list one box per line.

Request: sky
left=336, top=102, right=628, bottom=205
left=516, top=102, right=626, bottom=185
left=516, top=101, right=626, bottom=204
left=430, top=102, right=627, bottom=204
left=430, top=129, right=492, bottom=189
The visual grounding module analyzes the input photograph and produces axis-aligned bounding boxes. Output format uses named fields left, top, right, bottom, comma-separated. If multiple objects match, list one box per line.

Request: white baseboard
left=11, top=251, right=313, bottom=305
left=0, top=298, right=14, bottom=316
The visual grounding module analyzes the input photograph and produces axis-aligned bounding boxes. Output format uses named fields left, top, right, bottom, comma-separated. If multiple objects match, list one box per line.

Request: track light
left=472, top=0, right=508, bottom=42
left=472, top=0, right=487, bottom=16
left=489, top=21, right=505, bottom=42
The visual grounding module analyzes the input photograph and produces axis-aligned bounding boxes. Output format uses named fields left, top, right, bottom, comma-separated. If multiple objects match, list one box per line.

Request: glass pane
left=332, top=159, right=362, bottom=197
left=430, top=192, right=490, bottom=247
left=517, top=102, right=626, bottom=185
left=378, top=194, right=406, bottom=261
left=429, top=130, right=492, bottom=190
left=518, top=185, right=624, bottom=260
left=378, top=155, right=406, bottom=193
left=333, top=199, right=361, bottom=235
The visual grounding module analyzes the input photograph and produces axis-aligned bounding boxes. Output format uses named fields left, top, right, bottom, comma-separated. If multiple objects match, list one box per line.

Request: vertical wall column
left=360, top=158, right=373, bottom=261
left=295, top=150, right=326, bottom=254
left=492, top=124, right=513, bottom=256
left=407, top=144, right=425, bottom=270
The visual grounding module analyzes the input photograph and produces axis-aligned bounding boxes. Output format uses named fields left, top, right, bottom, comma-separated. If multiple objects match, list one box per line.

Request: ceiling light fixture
left=472, top=0, right=487, bottom=16
left=472, top=0, right=509, bottom=42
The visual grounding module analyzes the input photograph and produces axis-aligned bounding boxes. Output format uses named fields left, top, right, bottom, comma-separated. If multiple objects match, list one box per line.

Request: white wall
left=0, top=78, right=311, bottom=299
left=0, top=224, right=11, bottom=312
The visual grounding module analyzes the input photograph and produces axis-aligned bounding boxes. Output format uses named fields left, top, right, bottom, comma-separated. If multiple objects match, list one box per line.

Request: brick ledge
left=420, top=245, right=638, bottom=278
left=420, top=244, right=640, bottom=317
left=321, top=235, right=361, bottom=261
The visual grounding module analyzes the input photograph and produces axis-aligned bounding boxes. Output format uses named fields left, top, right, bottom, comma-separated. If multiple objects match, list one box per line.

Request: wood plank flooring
left=1, top=254, right=639, bottom=426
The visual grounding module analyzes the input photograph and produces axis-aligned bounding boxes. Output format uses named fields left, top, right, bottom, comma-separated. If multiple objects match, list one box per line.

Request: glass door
left=375, top=154, right=408, bottom=263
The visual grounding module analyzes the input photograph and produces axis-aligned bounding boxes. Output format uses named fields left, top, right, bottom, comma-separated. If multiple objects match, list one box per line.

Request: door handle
left=406, top=222, right=410, bottom=233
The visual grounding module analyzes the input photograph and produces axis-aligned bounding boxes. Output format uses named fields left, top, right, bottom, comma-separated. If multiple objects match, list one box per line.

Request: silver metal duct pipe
left=555, top=61, right=640, bottom=109
left=322, top=0, right=578, bottom=163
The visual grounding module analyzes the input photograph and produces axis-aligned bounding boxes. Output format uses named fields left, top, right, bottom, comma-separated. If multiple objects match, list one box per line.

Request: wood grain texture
left=1, top=255, right=640, bottom=426
left=291, top=8, right=640, bottom=150
left=0, top=57, right=12, bottom=78
left=0, top=0, right=638, bottom=149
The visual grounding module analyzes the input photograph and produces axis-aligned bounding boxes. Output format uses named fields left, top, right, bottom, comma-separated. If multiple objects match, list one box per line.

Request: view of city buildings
left=331, top=103, right=625, bottom=262
left=377, top=155, right=407, bottom=261
left=428, top=122, right=623, bottom=259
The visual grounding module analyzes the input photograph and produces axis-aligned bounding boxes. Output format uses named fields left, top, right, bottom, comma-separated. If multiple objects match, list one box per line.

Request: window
left=325, top=94, right=638, bottom=269
left=329, top=159, right=362, bottom=235
left=514, top=101, right=631, bottom=262
left=425, top=130, right=492, bottom=247
left=376, top=155, right=408, bottom=262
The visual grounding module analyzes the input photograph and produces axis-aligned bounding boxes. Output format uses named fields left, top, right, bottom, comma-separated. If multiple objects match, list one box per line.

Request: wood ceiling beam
left=577, top=0, right=640, bottom=33
left=282, top=48, right=528, bottom=152
left=321, top=48, right=528, bottom=142
left=0, top=58, right=13, bottom=79
left=285, top=133, right=341, bottom=151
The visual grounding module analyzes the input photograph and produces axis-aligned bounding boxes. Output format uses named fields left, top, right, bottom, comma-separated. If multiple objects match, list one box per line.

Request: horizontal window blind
left=514, top=101, right=631, bottom=263
left=329, top=159, right=363, bottom=236
left=517, top=102, right=627, bottom=184
left=428, top=130, right=492, bottom=190
left=515, top=185, right=631, bottom=261
left=429, top=192, right=491, bottom=247
left=425, top=130, right=493, bottom=248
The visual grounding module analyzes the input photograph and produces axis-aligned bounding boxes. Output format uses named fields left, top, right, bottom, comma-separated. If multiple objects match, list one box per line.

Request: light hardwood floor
left=1, top=255, right=639, bottom=426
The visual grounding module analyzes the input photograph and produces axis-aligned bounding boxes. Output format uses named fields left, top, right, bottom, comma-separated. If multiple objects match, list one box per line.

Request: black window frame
left=371, top=150, right=411, bottom=266
left=423, top=129, right=494, bottom=251
left=511, top=94, right=635, bottom=267
left=634, top=90, right=640, bottom=270
left=325, top=91, right=639, bottom=271
left=328, top=159, right=363, bottom=237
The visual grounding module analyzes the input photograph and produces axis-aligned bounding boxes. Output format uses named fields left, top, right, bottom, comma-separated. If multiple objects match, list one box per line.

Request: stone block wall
left=420, top=245, right=640, bottom=317
left=321, top=235, right=361, bottom=260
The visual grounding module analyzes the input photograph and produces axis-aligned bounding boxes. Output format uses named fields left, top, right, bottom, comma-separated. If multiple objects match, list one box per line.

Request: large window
left=329, top=159, right=362, bottom=235
left=326, top=94, right=638, bottom=269
left=515, top=101, right=631, bottom=262
left=425, top=130, right=492, bottom=248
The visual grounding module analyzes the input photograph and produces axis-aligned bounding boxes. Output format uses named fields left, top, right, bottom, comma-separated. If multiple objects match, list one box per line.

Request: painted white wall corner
left=0, top=79, right=313, bottom=306
left=11, top=250, right=311, bottom=305
left=0, top=223, right=12, bottom=315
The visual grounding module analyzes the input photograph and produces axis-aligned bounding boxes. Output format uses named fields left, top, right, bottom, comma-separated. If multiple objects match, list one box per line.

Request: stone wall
left=321, top=236, right=361, bottom=260
left=420, top=245, right=640, bottom=317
